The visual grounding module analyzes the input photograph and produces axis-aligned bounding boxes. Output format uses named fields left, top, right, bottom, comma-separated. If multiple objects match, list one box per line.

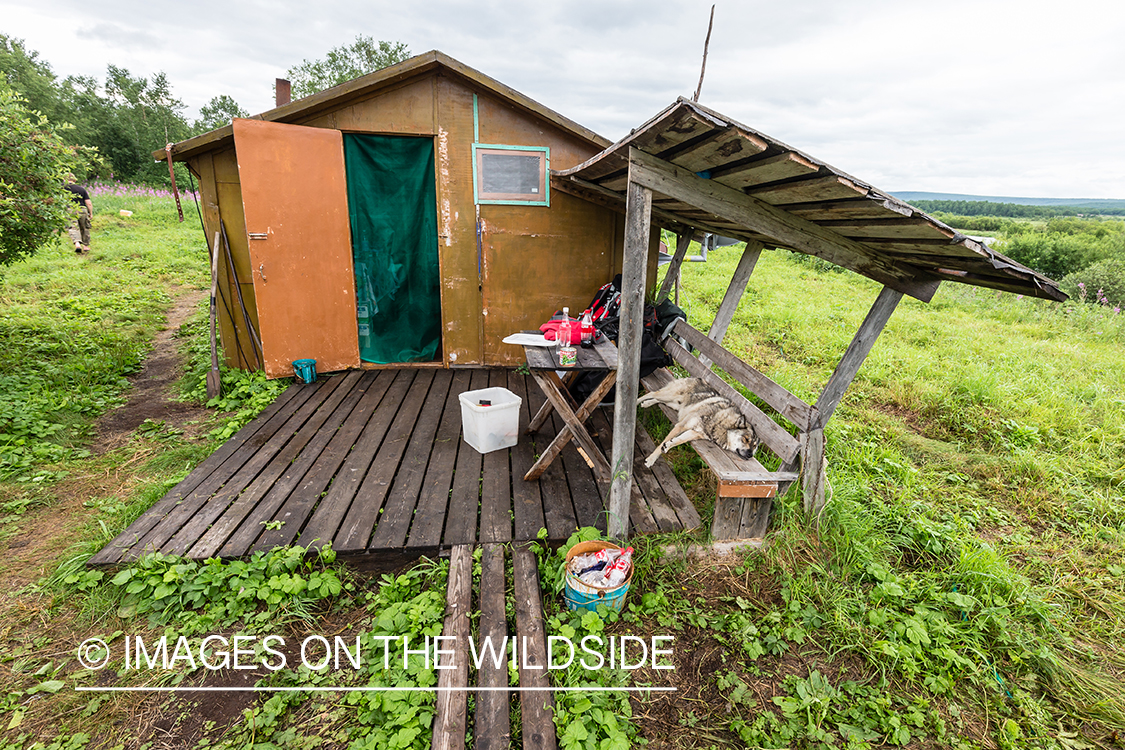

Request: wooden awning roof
left=553, top=98, right=1065, bottom=302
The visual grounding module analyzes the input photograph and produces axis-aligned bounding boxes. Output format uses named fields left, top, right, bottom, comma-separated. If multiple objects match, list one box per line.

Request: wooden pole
left=657, top=232, right=692, bottom=304
left=608, top=152, right=653, bottom=540
left=700, top=241, right=763, bottom=367
left=693, top=5, right=716, bottom=103
left=814, top=286, right=903, bottom=428
left=801, top=427, right=827, bottom=517
left=799, top=286, right=902, bottom=520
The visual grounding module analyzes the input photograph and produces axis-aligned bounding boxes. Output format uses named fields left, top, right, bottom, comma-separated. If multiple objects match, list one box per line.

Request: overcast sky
left=4, top=0, right=1123, bottom=198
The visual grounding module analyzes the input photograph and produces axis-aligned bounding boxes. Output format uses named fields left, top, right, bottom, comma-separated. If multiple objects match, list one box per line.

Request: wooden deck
left=90, top=368, right=699, bottom=568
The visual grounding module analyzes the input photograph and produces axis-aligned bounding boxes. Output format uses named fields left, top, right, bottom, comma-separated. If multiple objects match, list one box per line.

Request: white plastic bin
left=459, top=387, right=522, bottom=454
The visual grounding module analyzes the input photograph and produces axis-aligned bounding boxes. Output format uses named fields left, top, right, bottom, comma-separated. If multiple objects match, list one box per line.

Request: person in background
left=64, top=173, right=93, bottom=254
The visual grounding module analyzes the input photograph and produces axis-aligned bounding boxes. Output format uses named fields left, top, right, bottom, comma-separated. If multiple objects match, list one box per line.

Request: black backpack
left=568, top=279, right=687, bottom=404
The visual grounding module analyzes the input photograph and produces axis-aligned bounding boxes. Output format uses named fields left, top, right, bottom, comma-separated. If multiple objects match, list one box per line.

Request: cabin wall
left=197, top=68, right=638, bottom=371
left=433, top=75, right=485, bottom=366
left=473, top=93, right=624, bottom=365
left=190, top=148, right=260, bottom=371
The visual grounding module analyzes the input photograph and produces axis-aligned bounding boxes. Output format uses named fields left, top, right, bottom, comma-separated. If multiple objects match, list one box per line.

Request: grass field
left=0, top=194, right=1123, bottom=749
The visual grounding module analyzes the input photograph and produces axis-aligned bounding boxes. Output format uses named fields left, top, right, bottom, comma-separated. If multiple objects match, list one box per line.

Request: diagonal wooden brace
left=524, top=370, right=615, bottom=483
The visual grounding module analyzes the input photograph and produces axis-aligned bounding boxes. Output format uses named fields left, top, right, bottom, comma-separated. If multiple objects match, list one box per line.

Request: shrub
left=0, top=83, right=77, bottom=265
left=1061, top=258, right=1125, bottom=307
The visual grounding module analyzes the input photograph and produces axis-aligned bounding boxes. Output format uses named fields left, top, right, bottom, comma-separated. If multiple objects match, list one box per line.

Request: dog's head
left=725, top=418, right=759, bottom=460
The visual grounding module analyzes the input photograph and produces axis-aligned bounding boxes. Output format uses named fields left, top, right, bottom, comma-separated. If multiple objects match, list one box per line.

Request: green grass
left=0, top=192, right=207, bottom=481
left=630, top=244, right=1125, bottom=748
left=3, top=201, right=1125, bottom=749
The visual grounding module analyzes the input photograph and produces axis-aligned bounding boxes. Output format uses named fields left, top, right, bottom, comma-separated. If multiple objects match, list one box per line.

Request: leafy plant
left=108, top=544, right=348, bottom=632
left=0, top=79, right=78, bottom=265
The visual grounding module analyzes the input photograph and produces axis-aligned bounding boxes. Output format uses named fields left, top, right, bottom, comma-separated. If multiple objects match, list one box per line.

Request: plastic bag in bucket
left=564, top=540, right=633, bottom=612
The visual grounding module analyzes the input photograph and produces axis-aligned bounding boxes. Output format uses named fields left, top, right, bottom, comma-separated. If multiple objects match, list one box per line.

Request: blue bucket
left=292, top=359, right=317, bottom=384
left=563, top=541, right=632, bottom=612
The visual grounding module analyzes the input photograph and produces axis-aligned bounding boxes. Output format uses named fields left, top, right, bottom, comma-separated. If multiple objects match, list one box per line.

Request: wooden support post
left=609, top=152, right=653, bottom=540
left=801, top=427, right=827, bottom=517
left=657, top=232, right=692, bottom=303
left=814, top=286, right=903, bottom=428
left=700, top=241, right=763, bottom=367
left=798, top=286, right=901, bottom=521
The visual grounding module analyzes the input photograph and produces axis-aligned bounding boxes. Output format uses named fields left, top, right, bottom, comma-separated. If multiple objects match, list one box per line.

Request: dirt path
left=94, top=288, right=210, bottom=453
left=0, top=288, right=211, bottom=588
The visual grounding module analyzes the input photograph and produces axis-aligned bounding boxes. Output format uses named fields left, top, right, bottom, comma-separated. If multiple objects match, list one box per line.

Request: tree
left=286, top=36, right=410, bottom=99
left=195, top=94, right=248, bottom=133
left=0, top=80, right=77, bottom=266
left=2, top=37, right=196, bottom=187
left=0, top=35, right=66, bottom=125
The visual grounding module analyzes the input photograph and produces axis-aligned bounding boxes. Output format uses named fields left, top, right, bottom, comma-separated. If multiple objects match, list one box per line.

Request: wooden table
left=522, top=339, right=619, bottom=483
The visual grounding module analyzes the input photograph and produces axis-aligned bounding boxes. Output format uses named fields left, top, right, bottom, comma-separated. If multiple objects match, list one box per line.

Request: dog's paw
left=644, top=453, right=659, bottom=468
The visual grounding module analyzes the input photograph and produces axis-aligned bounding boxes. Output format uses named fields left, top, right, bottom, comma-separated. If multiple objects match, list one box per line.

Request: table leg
left=527, top=370, right=580, bottom=434
left=523, top=371, right=616, bottom=483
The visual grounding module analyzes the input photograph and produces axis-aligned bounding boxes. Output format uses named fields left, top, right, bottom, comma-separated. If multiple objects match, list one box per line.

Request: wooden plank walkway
left=91, top=369, right=699, bottom=568
left=431, top=543, right=557, bottom=750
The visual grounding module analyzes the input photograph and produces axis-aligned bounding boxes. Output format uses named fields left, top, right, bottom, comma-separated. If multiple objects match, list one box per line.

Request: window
left=473, top=145, right=549, bottom=206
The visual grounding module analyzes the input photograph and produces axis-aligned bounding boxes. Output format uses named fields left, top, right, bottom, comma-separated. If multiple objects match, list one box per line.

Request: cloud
left=2, top=0, right=1123, bottom=197
left=86, top=22, right=163, bottom=51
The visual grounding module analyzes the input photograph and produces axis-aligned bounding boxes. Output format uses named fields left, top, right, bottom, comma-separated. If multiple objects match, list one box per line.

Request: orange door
left=233, top=118, right=360, bottom=378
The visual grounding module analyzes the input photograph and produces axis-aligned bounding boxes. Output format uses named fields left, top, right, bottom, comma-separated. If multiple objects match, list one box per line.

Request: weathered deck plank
left=189, top=371, right=364, bottom=559
left=508, top=371, right=547, bottom=541
left=297, top=369, right=415, bottom=550
left=88, top=382, right=309, bottom=565
left=142, top=373, right=351, bottom=560
left=405, top=370, right=472, bottom=548
left=369, top=369, right=454, bottom=549
left=255, top=370, right=392, bottom=550
left=432, top=544, right=473, bottom=750
left=334, top=370, right=435, bottom=552
left=479, top=370, right=513, bottom=544
left=92, top=368, right=699, bottom=569
left=474, top=543, right=511, bottom=750
left=514, top=545, right=557, bottom=750
left=443, top=370, right=488, bottom=546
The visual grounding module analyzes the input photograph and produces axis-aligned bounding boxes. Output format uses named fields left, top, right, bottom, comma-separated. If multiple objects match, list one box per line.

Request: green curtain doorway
left=344, top=134, right=441, bottom=364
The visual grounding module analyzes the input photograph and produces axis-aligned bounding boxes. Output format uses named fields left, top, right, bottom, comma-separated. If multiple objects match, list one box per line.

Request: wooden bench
left=640, top=317, right=815, bottom=540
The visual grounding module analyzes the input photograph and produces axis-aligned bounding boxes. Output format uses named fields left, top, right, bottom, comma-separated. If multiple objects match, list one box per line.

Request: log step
left=430, top=543, right=557, bottom=750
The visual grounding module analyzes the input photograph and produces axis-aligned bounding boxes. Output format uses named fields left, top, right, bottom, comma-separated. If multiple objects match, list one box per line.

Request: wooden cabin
left=151, top=60, right=1067, bottom=549
left=161, top=51, right=657, bottom=378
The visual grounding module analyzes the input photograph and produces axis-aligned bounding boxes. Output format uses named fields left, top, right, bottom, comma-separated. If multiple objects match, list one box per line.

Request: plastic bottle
left=557, top=307, right=577, bottom=367
left=558, top=308, right=573, bottom=345
left=579, top=560, right=608, bottom=577
left=599, top=547, right=634, bottom=587
left=580, top=310, right=595, bottom=347
left=568, top=547, right=621, bottom=575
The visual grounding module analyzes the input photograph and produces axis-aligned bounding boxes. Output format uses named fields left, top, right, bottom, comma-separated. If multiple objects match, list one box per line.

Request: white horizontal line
left=76, top=686, right=676, bottom=693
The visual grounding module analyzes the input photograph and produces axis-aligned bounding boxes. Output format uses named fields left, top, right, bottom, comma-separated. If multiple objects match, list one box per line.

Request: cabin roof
left=156, top=50, right=611, bottom=162
left=554, top=98, right=1065, bottom=302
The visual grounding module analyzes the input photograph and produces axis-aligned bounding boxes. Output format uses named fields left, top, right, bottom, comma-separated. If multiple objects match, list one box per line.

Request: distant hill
left=894, top=191, right=1125, bottom=210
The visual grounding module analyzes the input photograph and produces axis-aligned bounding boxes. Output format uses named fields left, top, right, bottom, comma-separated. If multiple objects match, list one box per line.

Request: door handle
left=258, top=263, right=267, bottom=283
